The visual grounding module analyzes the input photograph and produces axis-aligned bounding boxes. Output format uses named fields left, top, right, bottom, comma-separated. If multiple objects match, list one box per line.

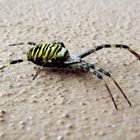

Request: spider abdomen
left=27, top=42, right=70, bottom=66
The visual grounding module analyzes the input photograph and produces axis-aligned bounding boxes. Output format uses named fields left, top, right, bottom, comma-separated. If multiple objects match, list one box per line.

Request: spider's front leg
left=78, top=44, right=140, bottom=60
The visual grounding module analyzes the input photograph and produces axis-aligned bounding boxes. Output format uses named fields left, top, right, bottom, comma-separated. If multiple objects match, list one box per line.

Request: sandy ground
left=0, top=0, right=140, bottom=140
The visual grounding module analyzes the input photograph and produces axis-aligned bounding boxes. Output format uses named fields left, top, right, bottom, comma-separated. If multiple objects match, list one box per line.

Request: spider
left=0, top=41, right=140, bottom=110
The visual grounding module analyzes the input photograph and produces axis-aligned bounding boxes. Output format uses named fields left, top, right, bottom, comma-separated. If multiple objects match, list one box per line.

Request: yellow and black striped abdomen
left=27, top=43, right=70, bottom=66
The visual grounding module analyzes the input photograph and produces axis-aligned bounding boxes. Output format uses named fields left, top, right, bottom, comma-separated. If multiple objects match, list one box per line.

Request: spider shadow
left=34, top=66, right=96, bottom=83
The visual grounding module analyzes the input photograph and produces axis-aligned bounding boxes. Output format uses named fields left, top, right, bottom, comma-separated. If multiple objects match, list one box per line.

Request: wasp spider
left=0, top=41, right=140, bottom=110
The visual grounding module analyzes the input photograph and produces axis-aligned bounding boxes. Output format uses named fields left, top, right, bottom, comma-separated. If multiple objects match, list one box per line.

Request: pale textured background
left=0, top=0, right=140, bottom=140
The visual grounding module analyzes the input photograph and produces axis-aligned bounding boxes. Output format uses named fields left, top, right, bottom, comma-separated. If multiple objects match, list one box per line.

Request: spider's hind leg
left=96, top=67, right=132, bottom=106
left=79, top=62, right=118, bottom=110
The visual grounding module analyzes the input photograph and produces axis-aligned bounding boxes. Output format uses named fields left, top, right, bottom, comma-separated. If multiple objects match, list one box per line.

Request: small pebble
left=112, top=124, right=117, bottom=128
left=67, top=124, right=74, bottom=129
left=81, top=102, right=87, bottom=106
left=81, top=111, right=87, bottom=114
left=93, top=132, right=97, bottom=135
left=0, top=118, right=5, bottom=122
left=106, top=124, right=111, bottom=128
left=63, top=114, right=70, bottom=118
left=93, top=118, right=98, bottom=121
left=83, top=117, right=88, bottom=120
left=28, top=116, right=33, bottom=120
left=0, top=110, right=6, bottom=118
left=95, top=98, right=99, bottom=101
left=0, top=110, right=6, bottom=114
left=48, top=111, right=53, bottom=114
left=31, top=100, right=38, bottom=103
left=26, top=127, right=31, bottom=131
left=8, top=85, right=13, bottom=88
left=65, top=131, right=71, bottom=136
left=115, top=95, right=120, bottom=99
left=98, top=131, right=106, bottom=136
left=20, top=121, right=26, bottom=125
left=52, top=103, right=56, bottom=106
left=19, top=99, right=27, bottom=102
left=11, top=115, right=15, bottom=119
left=0, top=132, right=5, bottom=137
left=44, top=98, right=48, bottom=101
left=59, top=120, right=65, bottom=125
left=102, top=109, right=107, bottom=113
left=57, top=135, right=63, bottom=140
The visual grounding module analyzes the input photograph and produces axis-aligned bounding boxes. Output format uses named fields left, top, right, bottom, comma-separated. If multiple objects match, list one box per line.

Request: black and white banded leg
left=79, top=61, right=132, bottom=110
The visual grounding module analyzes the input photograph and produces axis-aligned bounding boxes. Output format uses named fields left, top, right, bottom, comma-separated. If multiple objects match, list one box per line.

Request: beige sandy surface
left=0, top=0, right=140, bottom=140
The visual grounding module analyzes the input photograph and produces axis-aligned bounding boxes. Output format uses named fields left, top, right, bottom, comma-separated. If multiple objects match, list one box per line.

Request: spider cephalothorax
left=1, top=41, right=140, bottom=110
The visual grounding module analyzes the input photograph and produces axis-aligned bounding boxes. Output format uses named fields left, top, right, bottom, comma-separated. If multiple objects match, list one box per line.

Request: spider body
left=1, top=41, right=140, bottom=110
left=10, top=42, right=70, bottom=67
left=28, top=42, right=70, bottom=67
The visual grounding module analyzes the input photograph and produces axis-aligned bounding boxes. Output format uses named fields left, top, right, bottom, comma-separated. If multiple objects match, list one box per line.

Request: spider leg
left=32, top=62, right=48, bottom=80
left=103, top=79, right=118, bottom=110
left=86, top=63, right=132, bottom=106
left=0, top=58, right=28, bottom=70
left=9, top=42, right=36, bottom=46
left=96, top=67, right=132, bottom=106
left=32, top=57, right=78, bottom=80
left=32, top=55, right=82, bottom=80
left=32, top=61, right=54, bottom=80
left=52, top=41, right=65, bottom=48
left=79, top=61, right=118, bottom=110
left=1, top=42, right=36, bottom=70
left=32, top=67, right=42, bottom=80
left=77, top=44, right=140, bottom=60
